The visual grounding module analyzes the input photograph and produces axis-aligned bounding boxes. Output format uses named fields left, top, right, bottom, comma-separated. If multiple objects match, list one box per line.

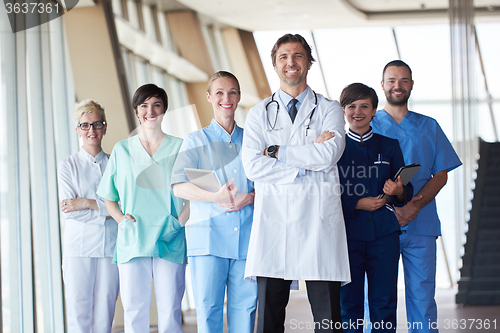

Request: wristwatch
left=267, top=145, right=278, bottom=158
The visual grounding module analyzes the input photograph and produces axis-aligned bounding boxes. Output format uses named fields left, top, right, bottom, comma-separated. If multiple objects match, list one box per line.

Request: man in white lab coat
left=242, top=33, right=351, bottom=333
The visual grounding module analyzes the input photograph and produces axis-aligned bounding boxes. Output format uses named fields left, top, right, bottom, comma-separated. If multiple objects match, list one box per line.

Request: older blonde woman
left=58, top=100, right=119, bottom=333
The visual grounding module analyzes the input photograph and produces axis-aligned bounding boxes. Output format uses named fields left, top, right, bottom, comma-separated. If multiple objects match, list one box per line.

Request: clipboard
left=379, top=163, right=420, bottom=199
left=184, top=168, right=222, bottom=192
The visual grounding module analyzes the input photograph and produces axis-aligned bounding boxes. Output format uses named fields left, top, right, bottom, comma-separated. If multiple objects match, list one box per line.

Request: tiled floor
left=274, top=287, right=500, bottom=333
left=114, top=287, right=500, bottom=332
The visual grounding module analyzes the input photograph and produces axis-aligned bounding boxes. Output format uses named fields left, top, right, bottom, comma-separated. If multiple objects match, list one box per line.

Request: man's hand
left=395, top=208, right=410, bottom=227
left=218, top=192, right=255, bottom=212
left=315, top=130, right=335, bottom=143
left=355, top=197, right=387, bottom=212
left=395, top=195, right=423, bottom=224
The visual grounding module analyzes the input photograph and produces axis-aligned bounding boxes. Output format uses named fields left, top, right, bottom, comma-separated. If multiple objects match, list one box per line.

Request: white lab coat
left=242, top=87, right=351, bottom=284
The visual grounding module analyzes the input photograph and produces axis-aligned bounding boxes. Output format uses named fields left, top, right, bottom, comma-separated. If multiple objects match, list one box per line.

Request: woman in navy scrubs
left=338, top=83, right=413, bottom=332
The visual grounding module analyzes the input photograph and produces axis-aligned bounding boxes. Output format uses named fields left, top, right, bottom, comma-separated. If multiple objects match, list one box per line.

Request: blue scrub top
left=338, top=128, right=413, bottom=241
left=97, top=134, right=187, bottom=264
left=371, top=110, right=462, bottom=236
left=171, top=119, right=254, bottom=259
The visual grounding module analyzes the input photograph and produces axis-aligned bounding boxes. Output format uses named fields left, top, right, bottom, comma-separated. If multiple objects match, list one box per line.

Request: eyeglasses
left=78, top=121, right=106, bottom=131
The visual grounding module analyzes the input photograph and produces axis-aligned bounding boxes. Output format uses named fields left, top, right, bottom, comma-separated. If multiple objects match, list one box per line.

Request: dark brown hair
left=339, top=83, right=378, bottom=110
left=382, top=60, right=412, bottom=81
left=132, top=84, right=168, bottom=113
left=270, top=34, right=316, bottom=68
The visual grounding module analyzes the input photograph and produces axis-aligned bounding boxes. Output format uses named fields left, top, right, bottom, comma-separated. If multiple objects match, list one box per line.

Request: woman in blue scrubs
left=172, top=71, right=257, bottom=333
left=338, top=83, right=413, bottom=332
left=98, top=84, right=189, bottom=333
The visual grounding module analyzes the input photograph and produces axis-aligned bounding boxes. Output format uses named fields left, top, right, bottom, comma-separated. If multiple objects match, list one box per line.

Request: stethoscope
left=266, top=91, right=318, bottom=136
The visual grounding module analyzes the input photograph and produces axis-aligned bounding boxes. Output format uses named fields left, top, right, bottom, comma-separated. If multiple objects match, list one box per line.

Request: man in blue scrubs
left=371, top=60, right=462, bottom=333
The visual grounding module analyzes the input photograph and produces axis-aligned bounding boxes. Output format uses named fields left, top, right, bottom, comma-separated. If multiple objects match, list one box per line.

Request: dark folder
left=379, top=163, right=421, bottom=199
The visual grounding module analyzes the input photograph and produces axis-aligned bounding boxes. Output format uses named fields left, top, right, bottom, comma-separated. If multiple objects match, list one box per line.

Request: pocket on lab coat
left=319, top=182, right=343, bottom=222
left=305, top=129, right=320, bottom=144
left=117, top=218, right=137, bottom=251
left=159, top=215, right=184, bottom=243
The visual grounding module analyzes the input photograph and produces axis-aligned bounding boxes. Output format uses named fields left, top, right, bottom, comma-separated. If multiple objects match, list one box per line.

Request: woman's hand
left=213, top=179, right=238, bottom=204
left=355, top=197, right=387, bottom=212
left=104, top=199, right=135, bottom=224
left=218, top=192, right=255, bottom=212
left=120, top=213, right=136, bottom=223
left=383, top=176, right=404, bottom=196
left=315, top=130, right=335, bottom=143
left=61, top=198, right=97, bottom=213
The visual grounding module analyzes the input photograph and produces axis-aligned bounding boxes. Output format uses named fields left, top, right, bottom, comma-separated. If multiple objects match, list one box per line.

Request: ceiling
left=172, top=0, right=500, bottom=31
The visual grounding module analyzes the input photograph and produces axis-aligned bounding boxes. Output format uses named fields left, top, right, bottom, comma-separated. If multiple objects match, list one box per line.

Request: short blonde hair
left=73, top=99, right=106, bottom=126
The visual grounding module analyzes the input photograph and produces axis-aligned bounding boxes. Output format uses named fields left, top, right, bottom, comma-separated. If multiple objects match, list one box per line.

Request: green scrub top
left=97, top=134, right=187, bottom=264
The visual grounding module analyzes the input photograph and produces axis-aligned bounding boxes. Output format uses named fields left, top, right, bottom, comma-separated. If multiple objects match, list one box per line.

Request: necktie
left=289, top=99, right=298, bottom=123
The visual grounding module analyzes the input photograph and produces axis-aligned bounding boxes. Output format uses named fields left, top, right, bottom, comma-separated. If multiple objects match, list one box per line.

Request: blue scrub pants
left=190, top=255, right=258, bottom=333
left=341, top=231, right=399, bottom=332
left=400, top=231, right=438, bottom=333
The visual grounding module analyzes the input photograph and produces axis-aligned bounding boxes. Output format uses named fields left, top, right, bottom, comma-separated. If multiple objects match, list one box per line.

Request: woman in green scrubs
left=97, top=84, right=189, bottom=333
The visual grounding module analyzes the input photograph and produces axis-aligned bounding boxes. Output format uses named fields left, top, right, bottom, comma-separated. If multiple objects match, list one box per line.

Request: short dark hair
left=207, top=71, right=240, bottom=93
left=382, top=60, right=412, bottom=81
left=339, top=83, right=378, bottom=110
left=271, top=33, right=316, bottom=68
left=132, top=84, right=168, bottom=113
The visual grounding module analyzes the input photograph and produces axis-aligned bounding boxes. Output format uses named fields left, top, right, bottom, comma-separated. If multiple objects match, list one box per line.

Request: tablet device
left=379, top=163, right=421, bottom=199
left=184, top=168, right=222, bottom=192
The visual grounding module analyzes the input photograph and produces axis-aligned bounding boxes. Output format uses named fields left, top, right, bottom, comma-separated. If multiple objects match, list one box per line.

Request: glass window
left=0, top=10, right=16, bottom=333
left=395, top=25, right=452, bottom=101
left=201, top=24, right=232, bottom=72
left=121, top=47, right=136, bottom=100
left=1, top=12, right=72, bottom=332
left=476, top=23, right=500, bottom=99
left=151, top=66, right=167, bottom=88
left=157, top=12, right=176, bottom=51
left=126, top=0, right=140, bottom=29
left=162, top=75, right=198, bottom=138
left=112, top=0, right=123, bottom=17
left=133, top=56, right=150, bottom=88
left=142, top=5, right=157, bottom=41
left=166, top=75, right=183, bottom=111
left=201, top=24, right=222, bottom=71
left=314, top=27, right=397, bottom=99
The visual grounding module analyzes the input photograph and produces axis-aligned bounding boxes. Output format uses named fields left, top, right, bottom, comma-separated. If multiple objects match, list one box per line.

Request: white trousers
left=118, top=257, right=186, bottom=333
left=62, top=257, right=119, bottom=333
